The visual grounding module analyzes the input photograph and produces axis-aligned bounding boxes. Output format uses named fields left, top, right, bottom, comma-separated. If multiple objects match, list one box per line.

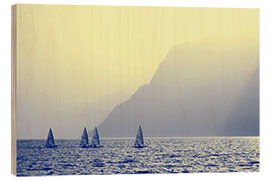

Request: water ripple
left=17, top=137, right=259, bottom=176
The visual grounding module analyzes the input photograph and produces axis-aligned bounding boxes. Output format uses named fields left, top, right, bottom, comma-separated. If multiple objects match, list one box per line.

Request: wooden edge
left=11, top=4, right=17, bottom=176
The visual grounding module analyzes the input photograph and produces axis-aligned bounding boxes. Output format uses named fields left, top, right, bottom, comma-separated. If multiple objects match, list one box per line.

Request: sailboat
left=133, top=125, right=146, bottom=148
left=90, top=127, right=102, bottom=148
left=80, top=127, right=90, bottom=148
left=45, top=128, right=57, bottom=148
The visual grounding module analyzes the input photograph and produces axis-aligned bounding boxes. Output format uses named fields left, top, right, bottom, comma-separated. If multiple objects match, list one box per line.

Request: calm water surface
left=17, top=137, right=259, bottom=176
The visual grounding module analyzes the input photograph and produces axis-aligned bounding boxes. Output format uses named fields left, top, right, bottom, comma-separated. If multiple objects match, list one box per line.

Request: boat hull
left=79, top=144, right=91, bottom=148
left=79, top=144, right=103, bottom=148
left=45, top=145, right=58, bottom=148
left=90, top=145, right=103, bottom=148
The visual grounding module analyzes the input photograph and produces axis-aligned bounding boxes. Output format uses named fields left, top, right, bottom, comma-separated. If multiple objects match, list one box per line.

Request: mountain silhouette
left=98, top=37, right=259, bottom=137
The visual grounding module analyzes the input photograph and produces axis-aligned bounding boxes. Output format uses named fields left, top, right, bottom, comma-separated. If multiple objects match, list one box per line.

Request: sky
left=16, top=5, right=259, bottom=139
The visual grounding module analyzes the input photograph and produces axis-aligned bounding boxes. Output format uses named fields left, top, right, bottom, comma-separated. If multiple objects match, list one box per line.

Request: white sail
left=134, top=125, right=144, bottom=147
left=91, top=127, right=100, bottom=147
left=46, top=128, right=57, bottom=148
left=80, top=127, right=89, bottom=147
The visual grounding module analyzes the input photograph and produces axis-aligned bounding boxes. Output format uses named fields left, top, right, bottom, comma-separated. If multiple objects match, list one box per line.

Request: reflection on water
left=17, top=137, right=259, bottom=176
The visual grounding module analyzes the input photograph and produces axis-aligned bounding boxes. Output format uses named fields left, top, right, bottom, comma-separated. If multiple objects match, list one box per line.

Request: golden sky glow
left=16, top=5, right=259, bottom=138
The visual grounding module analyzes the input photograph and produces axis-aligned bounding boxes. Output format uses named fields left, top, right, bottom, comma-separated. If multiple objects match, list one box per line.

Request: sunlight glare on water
left=17, top=137, right=259, bottom=176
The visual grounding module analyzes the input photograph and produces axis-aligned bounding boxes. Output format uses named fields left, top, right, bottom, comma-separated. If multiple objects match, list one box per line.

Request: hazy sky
left=16, top=5, right=259, bottom=139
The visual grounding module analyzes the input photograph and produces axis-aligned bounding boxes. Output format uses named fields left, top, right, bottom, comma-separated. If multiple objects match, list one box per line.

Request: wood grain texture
left=11, top=4, right=17, bottom=175
left=14, top=5, right=259, bottom=140
left=12, top=5, right=259, bottom=175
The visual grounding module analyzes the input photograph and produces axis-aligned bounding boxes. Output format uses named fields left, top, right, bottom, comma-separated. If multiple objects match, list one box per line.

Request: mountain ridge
left=98, top=38, right=259, bottom=137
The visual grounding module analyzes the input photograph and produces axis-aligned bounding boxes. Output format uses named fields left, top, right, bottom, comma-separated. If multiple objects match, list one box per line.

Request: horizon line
left=17, top=136, right=260, bottom=140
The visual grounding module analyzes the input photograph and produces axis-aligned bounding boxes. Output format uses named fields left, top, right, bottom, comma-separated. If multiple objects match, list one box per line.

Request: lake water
left=17, top=137, right=259, bottom=176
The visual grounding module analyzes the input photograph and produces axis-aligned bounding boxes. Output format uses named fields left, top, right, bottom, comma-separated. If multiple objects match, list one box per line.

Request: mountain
left=98, top=37, right=259, bottom=137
